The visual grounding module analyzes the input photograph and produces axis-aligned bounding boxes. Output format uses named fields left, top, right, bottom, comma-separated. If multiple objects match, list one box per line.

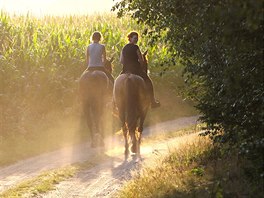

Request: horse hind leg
left=122, top=124, right=129, bottom=159
left=91, top=101, right=105, bottom=148
left=129, top=125, right=138, bottom=154
left=137, top=113, right=147, bottom=157
left=83, top=102, right=96, bottom=148
left=98, top=124, right=105, bottom=147
left=97, top=108, right=105, bottom=147
left=136, top=128, right=143, bottom=158
left=118, top=108, right=129, bottom=159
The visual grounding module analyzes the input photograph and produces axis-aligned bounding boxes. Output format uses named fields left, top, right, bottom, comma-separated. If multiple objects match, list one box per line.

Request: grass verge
left=117, top=136, right=263, bottom=198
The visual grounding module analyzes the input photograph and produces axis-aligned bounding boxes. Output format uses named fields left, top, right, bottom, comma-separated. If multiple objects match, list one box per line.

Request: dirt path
left=0, top=115, right=199, bottom=197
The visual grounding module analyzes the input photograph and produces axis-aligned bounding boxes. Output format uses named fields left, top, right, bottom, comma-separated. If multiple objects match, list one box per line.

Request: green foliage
left=113, top=0, right=264, bottom=177
left=190, top=167, right=204, bottom=177
left=0, top=12, right=196, bottom=166
left=0, top=12, right=175, bottom=138
left=0, top=13, right=124, bottom=137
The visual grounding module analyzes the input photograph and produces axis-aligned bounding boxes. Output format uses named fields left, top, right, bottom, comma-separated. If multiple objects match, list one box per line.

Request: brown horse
left=79, top=58, right=113, bottom=147
left=113, top=52, right=151, bottom=159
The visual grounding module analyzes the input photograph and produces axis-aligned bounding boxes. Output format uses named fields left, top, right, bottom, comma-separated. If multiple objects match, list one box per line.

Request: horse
left=79, top=58, right=114, bottom=147
left=113, top=51, right=151, bottom=159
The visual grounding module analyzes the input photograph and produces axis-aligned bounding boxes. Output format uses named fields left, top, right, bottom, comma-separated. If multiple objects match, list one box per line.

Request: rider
left=120, top=31, right=160, bottom=108
left=86, top=31, right=114, bottom=83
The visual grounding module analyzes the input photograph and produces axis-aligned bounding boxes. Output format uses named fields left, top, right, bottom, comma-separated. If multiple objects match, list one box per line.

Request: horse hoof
left=135, top=157, right=141, bottom=163
left=130, top=144, right=137, bottom=153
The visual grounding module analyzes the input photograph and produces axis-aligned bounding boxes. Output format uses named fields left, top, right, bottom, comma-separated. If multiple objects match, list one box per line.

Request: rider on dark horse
left=120, top=31, right=160, bottom=108
left=86, top=31, right=114, bottom=83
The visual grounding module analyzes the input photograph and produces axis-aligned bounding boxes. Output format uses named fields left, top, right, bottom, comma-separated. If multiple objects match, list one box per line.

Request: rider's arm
left=120, top=50, right=124, bottom=64
left=86, top=46, right=89, bottom=66
left=136, top=48, right=144, bottom=68
left=102, top=45, right=106, bottom=66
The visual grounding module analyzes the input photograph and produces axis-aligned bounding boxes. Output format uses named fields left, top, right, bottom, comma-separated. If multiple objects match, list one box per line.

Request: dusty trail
left=0, top=115, right=199, bottom=197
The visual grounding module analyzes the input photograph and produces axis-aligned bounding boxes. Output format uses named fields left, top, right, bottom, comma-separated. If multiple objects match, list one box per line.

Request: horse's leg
left=97, top=89, right=108, bottom=147
left=129, top=123, right=137, bottom=154
left=91, top=101, right=103, bottom=147
left=117, top=105, right=129, bottom=158
left=137, top=123, right=144, bottom=157
left=98, top=105, right=105, bottom=147
left=122, top=123, right=129, bottom=159
left=137, top=112, right=147, bottom=157
left=84, top=102, right=96, bottom=148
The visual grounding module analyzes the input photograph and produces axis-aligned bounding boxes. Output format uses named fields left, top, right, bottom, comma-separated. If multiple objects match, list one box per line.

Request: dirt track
left=0, top=115, right=199, bottom=197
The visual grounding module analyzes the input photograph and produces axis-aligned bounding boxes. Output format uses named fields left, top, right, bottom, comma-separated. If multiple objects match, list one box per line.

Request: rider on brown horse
left=80, top=31, right=114, bottom=147
left=120, top=31, right=160, bottom=108
left=86, top=31, right=114, bottom=83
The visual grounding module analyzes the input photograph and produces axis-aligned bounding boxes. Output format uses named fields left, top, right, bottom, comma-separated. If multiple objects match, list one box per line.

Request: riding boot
left=144, top=76, right=161, bottom=108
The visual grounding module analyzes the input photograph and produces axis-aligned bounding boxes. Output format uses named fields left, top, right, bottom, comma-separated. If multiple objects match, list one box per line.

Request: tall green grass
left=0, top=12, right=196, bottom=166
left=0, top=12, right=175, bottom=136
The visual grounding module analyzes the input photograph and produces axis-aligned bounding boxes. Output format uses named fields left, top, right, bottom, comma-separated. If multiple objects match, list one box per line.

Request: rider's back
left=88, top=43, right=104, bottom=67
left=122, top=43, right=142, bottom=75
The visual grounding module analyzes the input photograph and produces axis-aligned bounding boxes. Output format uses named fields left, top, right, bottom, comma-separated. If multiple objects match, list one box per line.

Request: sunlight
left=0, top=0, right=119, bottom=16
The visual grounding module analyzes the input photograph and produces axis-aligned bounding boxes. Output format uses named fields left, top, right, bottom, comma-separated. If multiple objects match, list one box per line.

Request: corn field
left=0, top=12, right=175, bottom=138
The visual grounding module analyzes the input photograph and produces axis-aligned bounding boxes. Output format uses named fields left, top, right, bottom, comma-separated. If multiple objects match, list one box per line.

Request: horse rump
left=79, top=70, right=109, bottom=147
left=114, top=73, right=150, bottom=158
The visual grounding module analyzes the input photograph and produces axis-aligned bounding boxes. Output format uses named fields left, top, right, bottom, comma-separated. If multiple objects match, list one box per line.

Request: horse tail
left=125, top=77, right=138, bottom=132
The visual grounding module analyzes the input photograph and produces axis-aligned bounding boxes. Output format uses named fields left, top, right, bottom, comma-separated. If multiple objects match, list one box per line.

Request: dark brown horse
left=113, top=52, right=151, bottom=159
left=79, top=58, right=113, bottom=147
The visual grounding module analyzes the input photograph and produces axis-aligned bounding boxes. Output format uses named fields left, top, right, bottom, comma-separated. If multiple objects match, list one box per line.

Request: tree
left=112, top=0, right=264, bottom=176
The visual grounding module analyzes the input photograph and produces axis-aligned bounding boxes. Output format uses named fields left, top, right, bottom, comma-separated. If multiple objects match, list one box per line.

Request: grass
left=0, top=115, right=87, bottom=167
left=116, top=136, right=264, bottom=198
left=144, top=65, right=198, bottom=126
left=141, top=124, right=202, bottom=145
left=0, top=11, right=172, bottom=140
